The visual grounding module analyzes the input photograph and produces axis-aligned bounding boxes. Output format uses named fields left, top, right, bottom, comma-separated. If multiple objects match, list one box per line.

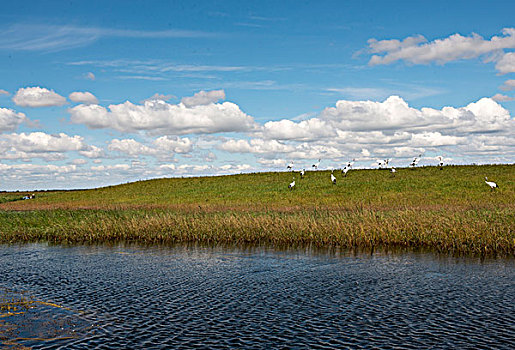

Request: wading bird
left=286, top=161, right=294, bottom=171
left=437, top=156, right=444, bottom=170
left=300, top=169, right=305, bottom=179
left=288, top=177, right=296, bottom=190
left=377, top=159, right=390, bottom=169
left=390, top=167, right=396, bottom=177
left=312, top=159, right=321, bottom=170
left=485, top=177, right=498, bottom=191
left=331, top=171, right=337, bottom=185
left=410, top=154, right=422, bottom=167
left=346, top=159, right=355, bottom=169
left=342, top=166, right=350, bottom=177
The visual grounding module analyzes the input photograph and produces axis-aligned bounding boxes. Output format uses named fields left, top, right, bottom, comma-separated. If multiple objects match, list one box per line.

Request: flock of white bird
left=286, top=156, right=499, bottom=191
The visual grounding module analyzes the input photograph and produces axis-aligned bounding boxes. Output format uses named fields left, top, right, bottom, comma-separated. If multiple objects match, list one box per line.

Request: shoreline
left=1, top=206, right=513, bottom=257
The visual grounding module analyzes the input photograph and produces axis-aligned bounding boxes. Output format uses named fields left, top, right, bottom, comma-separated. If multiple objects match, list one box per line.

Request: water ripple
left=0, top=244, right=513, bottom=349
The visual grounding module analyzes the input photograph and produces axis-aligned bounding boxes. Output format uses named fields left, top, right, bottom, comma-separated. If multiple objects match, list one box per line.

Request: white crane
left=377, top=159, right=389, bottom=169
left=390, top=167, right=396, bottom=177
left=437, top=156, right=444, bottom=169
left=410, top=154, right=422, bottom=167
left=300, top=169, right=305, bottom=179
left=312, top=158, right=321, bottom=170
left=330, top=171, right=337, bottom=185
left=485, top=177, right=498, bottom=191
left=342, top=166, right=350, bottom=177
left=288, top=177, right=296, bottom=190
left=286, top=161, right=294, bottom=171
left=346, top=158, right=355, bottom=169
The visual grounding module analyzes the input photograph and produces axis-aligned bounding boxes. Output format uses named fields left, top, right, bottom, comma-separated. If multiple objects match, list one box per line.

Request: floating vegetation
left=0, top=288, right=90, bottom=349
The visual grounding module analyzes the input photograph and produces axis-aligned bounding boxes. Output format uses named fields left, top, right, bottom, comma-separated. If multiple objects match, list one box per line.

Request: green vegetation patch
left=0, top=165, right=513, bottom=256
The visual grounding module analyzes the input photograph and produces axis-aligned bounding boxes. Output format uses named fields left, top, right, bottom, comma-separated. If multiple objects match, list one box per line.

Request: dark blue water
left=0, top=244, right=513, bottom=349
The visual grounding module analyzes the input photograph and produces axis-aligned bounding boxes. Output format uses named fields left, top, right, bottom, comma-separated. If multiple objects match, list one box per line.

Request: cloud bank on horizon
left=0, top=2, right=514, bottom=190
left=1, top=87, right=513, bottom=190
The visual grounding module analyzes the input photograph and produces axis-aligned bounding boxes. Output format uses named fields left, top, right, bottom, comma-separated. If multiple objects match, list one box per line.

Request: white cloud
left=257, top=158, right=287, bottom=168
left=316, top=95, right=511, bottom=134
left=69, top=91, right=98, bottom=104
left=0, top=89, right=9, bottom=95
left=219, top=164, right=252, bottom=172
left=13, top=87, right=67, bottom=107
left=491, top=93, right=515, bottom=102
left=499, top=79, right=515, bottom=91
left=79, top=145, right=105, bottom=158
left=181, top=89, right=225, bottom=107
left=216, top=95, right=514, bottom=168
left=261, top=118, right=335, bottom=141
left=72, top=159, right=87, bottom=165
left=495, top=52, right=515, bottom=75
left=142, top=93, right=175, bottom=103
left=0, top=131, right=103, bottom=162
left=107, top=136, right=193, bottom=159
left=108, top=138, right=156, bottom=156
left=69, top=95, right=256, bottom=134
left=85, top=72, right=95, bottom=80
left=158, top=164, right=176, bottom=171
left=91, top=164, right=131, bottom=172
left=368, top=28, right=515, bottom=74
left=219, top=138, right=295, bottom=155
left=1, top=132, right=86, bottom=153
left=0, top=108, right=26, bottom=132
left=153, top=136, right=193, bottom=153
left=409, top=132, right=464, bottom=147
left=0, top=163, right=77, bottom=174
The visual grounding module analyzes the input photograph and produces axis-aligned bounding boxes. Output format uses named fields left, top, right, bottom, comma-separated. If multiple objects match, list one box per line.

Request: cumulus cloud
left=1, top=132, right=86, bottom=152
left=79, top=145, right=105, bottom=158
left=108, top=138, right=156, bottom=156
left=491, top=93, right=515, bottom=102
left=316, top=95, right=511, bottom=134
left=261, top=118, right=335, bottom=141
left=0, top=131, right=101, bottom=162
left=499, top=79, right=515, bottom=91
left=153, top=136, right=193, bottom=154
left=68, top=96, right=256, bottom=134
left=219, top=138, right=295, bottom=155
left=107, top=136, right=194, bottom=159
left=69, top=91, right=98, bottom=104
left=0, top=89, right=9, bottom=95
left=368, top=28, right=515, bottom=74
left=181, top=89, right=226, bottom=107
left=13, top=87, right=67, bottom=107
left=217, top=95, right=514, bottom=169
left=0, top=108, right=26, bottom=132
left=495, top=52, right=515, bottom=74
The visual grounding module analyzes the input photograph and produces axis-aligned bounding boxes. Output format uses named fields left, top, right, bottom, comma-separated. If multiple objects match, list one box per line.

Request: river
left=0, top=243, right=513, bottom=349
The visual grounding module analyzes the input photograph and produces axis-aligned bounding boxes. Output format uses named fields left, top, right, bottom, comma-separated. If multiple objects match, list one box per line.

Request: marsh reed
left=1, top=165, right=513, bottom=256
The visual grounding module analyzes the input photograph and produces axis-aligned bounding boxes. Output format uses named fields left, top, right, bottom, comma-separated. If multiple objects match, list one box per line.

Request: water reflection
left=0, top=243, right=513, bottom=349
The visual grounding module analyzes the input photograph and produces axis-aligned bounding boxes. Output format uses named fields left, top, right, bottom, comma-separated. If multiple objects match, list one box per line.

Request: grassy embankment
left=0, top=165, right=514, bottom=256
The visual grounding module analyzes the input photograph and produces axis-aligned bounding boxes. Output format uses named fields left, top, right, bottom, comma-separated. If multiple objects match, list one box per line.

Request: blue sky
left=0, top=0, right=514, bottom=190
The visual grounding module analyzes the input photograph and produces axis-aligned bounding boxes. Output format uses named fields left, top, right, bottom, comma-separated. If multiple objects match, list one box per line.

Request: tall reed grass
left=0, top=165, right=513, bottom=256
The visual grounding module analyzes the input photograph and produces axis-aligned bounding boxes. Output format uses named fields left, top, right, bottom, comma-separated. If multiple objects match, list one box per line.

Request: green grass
left=0, top=165, right=513, bottom=256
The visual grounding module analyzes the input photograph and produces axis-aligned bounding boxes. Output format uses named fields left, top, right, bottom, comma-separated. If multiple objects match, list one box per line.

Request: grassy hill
left=1, top=165, right=514, bottom=256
